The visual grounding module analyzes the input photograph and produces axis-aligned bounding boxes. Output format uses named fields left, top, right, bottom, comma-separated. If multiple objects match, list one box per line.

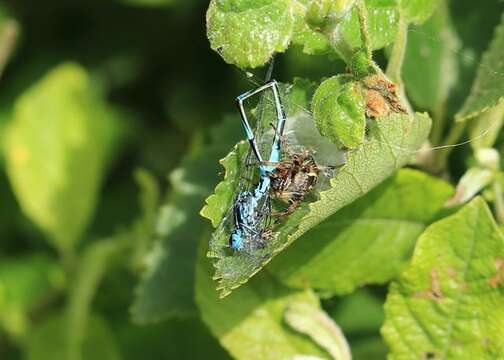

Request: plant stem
left=430, top=100, right=447, bottom=146
left=324, top=21, right=354, bottom=64
left=355, top=0, right=371, bottom=60
left=386, top=14, right=407, bottom=85
left=385, top=13, right=413, bottom=114
left=493, top=180, right=504, bottom=224
left=0, top=19, right=19, bottom=80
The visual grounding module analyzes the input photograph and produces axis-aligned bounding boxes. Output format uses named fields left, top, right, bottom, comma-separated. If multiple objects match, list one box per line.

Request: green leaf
left=456, top=14, right=504, bottom=121
left=304, top=0, right=356, bottom=27
left=293, top=0, right=355, bottom=56
left=116, top=318, right=231, bottom=360
left=340, top=0, right=400, bottom=51
left=4, top=63, right=123, bottom=253
left=26, top=313, right=120, bottom=360
left=195, top=239, right=327, bottom=360
left=469, top=99, right=504, bottom=151
left=382, top=197, right=504, bottom=358
left=448, top=166, right=495, bottom=206
left=206, top=0, right=296, bottom=68
left=270, top=169, right=453, bottom=294
left=330, top=289, right=387, bottom=360
left=67, top=238, right=130, bottom=360
left=131, top=117, right=242, bottom=323
left=399, top=0, right=440, bottom=24
left=402, top=2, right=459, bottom=111
left=200, top=143, right=248, bottom=228
left=312, top=75, right=366, bottom=149
left=0, top=255, right=64, bottom=338
left=285, top=301, right=351, bottom=360
left=131, top=168, right=161, bottom=268
left=203, top=80, right=431, bottom=297
left=291, top=24, right=332, bottom=56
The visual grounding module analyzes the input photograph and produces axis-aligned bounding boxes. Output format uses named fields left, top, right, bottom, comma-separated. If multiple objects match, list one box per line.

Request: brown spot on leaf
left=429, top=268, right=443, bottom=299
left=488, top=256, right=504, bottom=288
left=446, top=267, right=457, bottom=279
left=423, top=351, right=437, bottom=360
left=414, top=268, right=444, bottom=300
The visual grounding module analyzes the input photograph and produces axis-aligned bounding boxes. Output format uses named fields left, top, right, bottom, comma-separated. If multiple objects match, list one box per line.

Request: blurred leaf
left=447, top=166, right=495, bottom=206
left=270, top=169, right=452, bottom=294
left=0, top=8, right=20, bottom=79
left=26, top=313, right=120, bottom=360
left=329, top=289, right=387, bottom=360
left=116, top=318, right=231, bottom=360
left=402, top=1, right=459, bottom=111
left=131, top=168, right=161, bottom=267
left=456, top=14, right=504, bottom=121
left=195, top=240, right=327, bottom=360
left=399, top=0, right=440, bottom=24
left=285, top=301, right=351, bottom=360
left=203, top=108, right=431, bottom=297
left=135, top=169, right=160, bottom=224
left=206, top=0, right=296, bottom=68
left=469, top=101, right=504, bottom=151
left=0, top=107, right=12, bottom=164
left=331, top=289, right=384, bottom=335
left=330, top=288, right=387, bottom=360
left=4, top=63, right=123, bottom=253
left=0, top=255, right=63, bottom=338
left=312, top=74, right=366, bottom=149
left=382, top=197, right=504, bottom=358
left=340, top=0, right=400, bottom=51
left=66, top=238, right=130, bottom=360
left=131, top=117, right=242, bottom=323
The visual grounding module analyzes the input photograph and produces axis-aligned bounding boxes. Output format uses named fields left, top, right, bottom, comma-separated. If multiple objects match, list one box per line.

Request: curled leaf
left=312, top=75, right=366, bottom=149
left=285, top=301, right=352, bottom=360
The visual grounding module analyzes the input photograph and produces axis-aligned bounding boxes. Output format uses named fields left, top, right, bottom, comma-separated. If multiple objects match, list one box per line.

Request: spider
left=269, top=150, right=329, bottom=217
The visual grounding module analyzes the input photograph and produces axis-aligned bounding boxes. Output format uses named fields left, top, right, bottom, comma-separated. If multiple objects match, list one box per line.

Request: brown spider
left=254, top=124, right=336, bottom=217
left=269, top=150, right=321, bottom=216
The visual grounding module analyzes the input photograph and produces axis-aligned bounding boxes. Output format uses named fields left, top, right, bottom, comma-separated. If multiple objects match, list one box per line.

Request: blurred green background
left=0, top=1, right=242, bottom=359
left=0, top=0, right=502, bottom=359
